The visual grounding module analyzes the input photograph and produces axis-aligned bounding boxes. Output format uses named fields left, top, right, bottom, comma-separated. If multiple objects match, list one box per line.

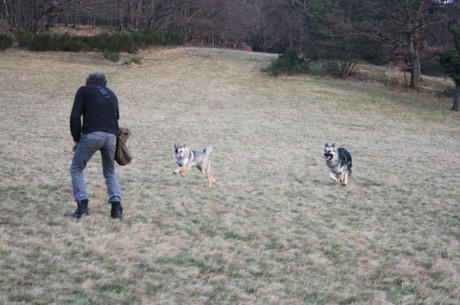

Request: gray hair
left=86, top=72, right=107, bottom=86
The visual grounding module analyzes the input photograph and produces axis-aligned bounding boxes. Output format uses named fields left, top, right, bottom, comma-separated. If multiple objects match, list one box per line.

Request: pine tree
left=440, top=28, right=460, bottom=111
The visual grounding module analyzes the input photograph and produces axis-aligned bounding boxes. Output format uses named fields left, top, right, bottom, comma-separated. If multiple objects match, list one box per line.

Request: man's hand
left=72, top=141, right=79, bottom=152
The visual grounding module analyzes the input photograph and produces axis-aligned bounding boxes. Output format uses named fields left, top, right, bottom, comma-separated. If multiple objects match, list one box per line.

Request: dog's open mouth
left=324, top=153, right=333, bottom=160
left=174, top=149, right=182, bottom=159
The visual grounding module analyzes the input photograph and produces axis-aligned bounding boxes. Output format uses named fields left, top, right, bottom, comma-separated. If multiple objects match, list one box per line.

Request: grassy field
left=0, top=47, right=459, bottom=305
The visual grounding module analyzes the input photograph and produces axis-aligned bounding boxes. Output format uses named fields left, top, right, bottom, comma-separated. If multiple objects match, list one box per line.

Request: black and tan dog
left=323, top=143, right=352, bottom=186
left=173, top=141, right=216, bottom=186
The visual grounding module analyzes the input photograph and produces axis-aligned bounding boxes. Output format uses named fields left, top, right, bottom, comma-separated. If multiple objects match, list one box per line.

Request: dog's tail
left=203, top=146, right=213, bottom=156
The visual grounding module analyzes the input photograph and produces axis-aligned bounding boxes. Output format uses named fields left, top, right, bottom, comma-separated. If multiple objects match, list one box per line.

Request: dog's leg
left=199, top=162, right=216, bottom=186
left=205, top=169, right=216, bottom=186
left=339, top=171, right=345, bottom=183
left=201, top=166, right=215, bottom=186
left=174, top=165, right=191, bottom=176
left=328, top=171, right=340, bottom=183
left=210, top=173, right=216, bottom=185
left=342, top=172, right=348, bottom=186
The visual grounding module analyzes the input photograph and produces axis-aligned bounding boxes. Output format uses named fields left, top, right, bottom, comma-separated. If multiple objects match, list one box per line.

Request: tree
left=293, top=0, right=363, bottom=78
left=2, top=0, right=81, bottom=33
left=249, top=0, right=304, bottom=52
left=439, top=26, right=460, bottom=110
left=359, top=0, right=448, bottom=90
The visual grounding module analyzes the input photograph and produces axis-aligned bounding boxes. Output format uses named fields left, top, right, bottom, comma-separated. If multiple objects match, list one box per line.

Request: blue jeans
left=70, top=131, right=121, bottom=203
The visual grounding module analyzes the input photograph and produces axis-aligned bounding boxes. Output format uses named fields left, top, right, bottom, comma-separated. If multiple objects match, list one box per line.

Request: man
left=66, top=72, right=123, bottom=219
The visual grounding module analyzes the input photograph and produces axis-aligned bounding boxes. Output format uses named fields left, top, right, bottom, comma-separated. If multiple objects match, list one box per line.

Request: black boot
left=110, top=201, right=123, bottom=219
left=65, top=199, right=89, bottom=218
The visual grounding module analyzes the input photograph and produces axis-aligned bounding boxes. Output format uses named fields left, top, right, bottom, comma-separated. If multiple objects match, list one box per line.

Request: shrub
left=15, top=31, right=184, bottom=53
left=28, top=34, right=60, bottom=51
left=91, top=32, right=183, bottom=53
left=263, top=48, right=311, bottom=76
left=422, top=59, right=447, bottom=77
left=124, top=56, right=142, bottom=65
left=59, top=33, right=89, bottom=52
left=358, top=42, right=386, bottom=65
left=15, top=31, right=33, bottom=47
left=0, top=34, right=13, bottom=51
left=109, top=33, right=138, bottom=53
left=103, top=50, right=120, bottom=62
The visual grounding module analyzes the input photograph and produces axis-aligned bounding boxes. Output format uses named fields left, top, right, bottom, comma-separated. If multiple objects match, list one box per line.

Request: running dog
left=323, top=143, right=352, bottom=186
left=173, top=141, right=216, bottom=186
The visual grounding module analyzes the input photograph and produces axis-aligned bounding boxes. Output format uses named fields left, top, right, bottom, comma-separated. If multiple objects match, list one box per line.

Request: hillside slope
left=0, top=47, right=458, bottom=305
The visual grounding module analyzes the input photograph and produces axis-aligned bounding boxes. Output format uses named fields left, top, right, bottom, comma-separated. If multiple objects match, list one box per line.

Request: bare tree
left=249, top=0, right=304, bottom=52
left=359, top=0, right=449, bottom=90
left=3, top=0, right=85, bottom=32
left=174, top=0, right=253, bottom=47
left=1, top=0, right=10, bottom=20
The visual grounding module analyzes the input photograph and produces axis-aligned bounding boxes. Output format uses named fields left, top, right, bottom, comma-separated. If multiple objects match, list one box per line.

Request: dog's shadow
left=309, top=177, right=355, bottom=188
left=171, top=171, right=215, bottom=187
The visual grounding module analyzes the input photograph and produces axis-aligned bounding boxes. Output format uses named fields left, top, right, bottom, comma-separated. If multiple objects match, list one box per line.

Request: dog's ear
left=332, top=143, right=336, bottom=147
left=325, top=143, right=328, bottom=147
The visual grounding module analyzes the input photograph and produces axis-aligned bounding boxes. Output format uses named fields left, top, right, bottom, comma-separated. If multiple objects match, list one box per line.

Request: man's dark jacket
left=70, top=85, right=119, bottom=142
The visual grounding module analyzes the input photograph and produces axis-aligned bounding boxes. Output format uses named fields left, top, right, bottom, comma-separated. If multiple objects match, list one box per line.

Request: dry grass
left=0, top=47, right=459, bottom=305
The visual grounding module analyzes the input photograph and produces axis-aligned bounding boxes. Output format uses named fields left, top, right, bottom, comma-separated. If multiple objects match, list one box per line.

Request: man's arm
left=70, top=87, right=85, bottom=142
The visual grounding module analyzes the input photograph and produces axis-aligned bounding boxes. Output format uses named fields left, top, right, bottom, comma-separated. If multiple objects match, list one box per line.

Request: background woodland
left=1, top=1, right=460, bottom=102
left=1, top=1, right=459, bottom=54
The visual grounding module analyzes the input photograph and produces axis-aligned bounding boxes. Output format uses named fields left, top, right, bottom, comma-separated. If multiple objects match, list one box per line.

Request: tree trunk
left=409, top=58, right=421, bottom=90
left=2, top=0, right=9, bottom=19
left=452, top=84, right=460, bottom=111
left=408, top=36, right=420, bottom=90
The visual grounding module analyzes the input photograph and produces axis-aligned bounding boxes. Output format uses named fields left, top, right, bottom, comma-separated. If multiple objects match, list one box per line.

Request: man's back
left=70, top=84, right=119, bottom=142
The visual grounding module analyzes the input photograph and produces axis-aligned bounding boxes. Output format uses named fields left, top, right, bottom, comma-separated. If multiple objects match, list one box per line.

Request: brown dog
left=173, top=141, right=216, bottom=186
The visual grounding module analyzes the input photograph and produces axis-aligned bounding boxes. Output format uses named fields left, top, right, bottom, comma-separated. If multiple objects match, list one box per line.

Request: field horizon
left=0, top=47, right=459, bottom=305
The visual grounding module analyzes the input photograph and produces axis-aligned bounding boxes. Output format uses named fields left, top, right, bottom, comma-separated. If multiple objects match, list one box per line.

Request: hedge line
left=13, top=31, right=184, bottom=52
